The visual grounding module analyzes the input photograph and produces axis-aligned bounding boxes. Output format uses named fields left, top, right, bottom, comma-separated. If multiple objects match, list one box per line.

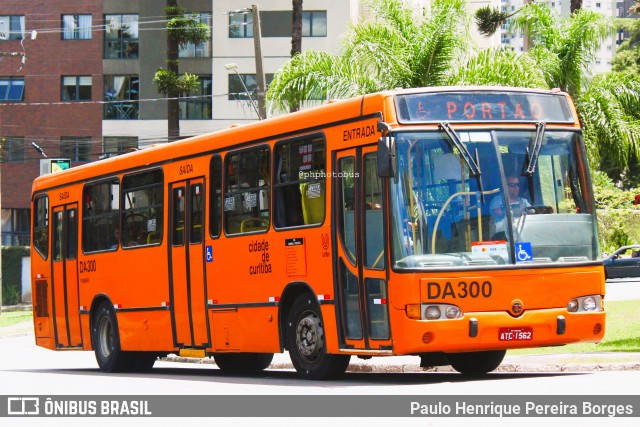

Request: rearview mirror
left=378, top=136, right=396, bottom=178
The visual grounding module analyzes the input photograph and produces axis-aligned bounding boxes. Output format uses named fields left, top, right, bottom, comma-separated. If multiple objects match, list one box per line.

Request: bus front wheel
left=447, top=350, right=506, bottom=375
left=286, top=294, right=350, bottom=380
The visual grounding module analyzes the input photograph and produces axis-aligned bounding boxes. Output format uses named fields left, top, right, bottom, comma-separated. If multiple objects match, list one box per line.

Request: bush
left=1, top=246, right=30, bottom=306
left=597, top=209, right=640, bottom=254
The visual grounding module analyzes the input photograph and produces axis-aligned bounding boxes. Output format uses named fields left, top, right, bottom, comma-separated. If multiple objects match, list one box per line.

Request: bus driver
left=490, top=175, right=531, bottom=240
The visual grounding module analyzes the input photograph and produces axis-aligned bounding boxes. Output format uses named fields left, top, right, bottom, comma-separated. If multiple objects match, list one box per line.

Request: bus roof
left=31, top=86, right=575, bottom=195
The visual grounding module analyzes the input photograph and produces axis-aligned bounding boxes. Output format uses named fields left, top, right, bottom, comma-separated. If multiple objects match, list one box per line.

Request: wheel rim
left=97, top=316, right=114, bottom=359
left=295, top=311, right=324, bottom=362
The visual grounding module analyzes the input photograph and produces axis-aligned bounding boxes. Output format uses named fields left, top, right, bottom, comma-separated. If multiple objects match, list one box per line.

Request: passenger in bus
left=110, top=228, right=120, bottom=250
left=490, top=175, right=531, bottom=240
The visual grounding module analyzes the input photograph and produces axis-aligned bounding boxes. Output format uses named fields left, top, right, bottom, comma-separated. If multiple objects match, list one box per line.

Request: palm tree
left=268, top=0, right=640, bottom=180
left=268, top=0, right=553, bottom=113
left=579, top=73, right=640, bottom=179
left=506, top=4, right=640, bottom=177
left=509, top=3, right=613, bottom=97
left=153, top=0, right=209, bottom=141
left=267, top=0, right=474, bottom=112
left=290, top=0, right=303, bottom=112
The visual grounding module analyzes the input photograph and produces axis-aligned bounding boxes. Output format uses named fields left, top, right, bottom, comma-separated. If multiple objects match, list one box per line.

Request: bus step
left=179, top=348, right=206, bottom=358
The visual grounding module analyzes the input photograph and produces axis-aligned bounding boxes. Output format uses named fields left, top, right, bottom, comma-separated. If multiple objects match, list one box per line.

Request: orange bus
left=31, top=87, right=605, bottom=379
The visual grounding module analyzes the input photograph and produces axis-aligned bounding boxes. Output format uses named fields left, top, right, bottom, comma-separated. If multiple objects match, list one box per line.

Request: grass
left=509, top=300, right=640, bottom=355
left=0, top=310, right=32, bottom=328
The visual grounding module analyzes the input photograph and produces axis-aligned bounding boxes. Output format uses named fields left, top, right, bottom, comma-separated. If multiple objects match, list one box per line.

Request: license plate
left=499, top=327, right=533, bottom=341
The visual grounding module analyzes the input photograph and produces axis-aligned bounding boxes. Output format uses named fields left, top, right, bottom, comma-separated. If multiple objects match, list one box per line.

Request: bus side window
left=224, top=146, right=270, bottom=235
left=209, top=155, right=222, bottom=238
left=33, top=195, right=49, bottom=259
left=122, top=169, right=163, bottom=247
left=82, top=179, right=120, bottom=253
left=274, top=136, right=325, bottom=228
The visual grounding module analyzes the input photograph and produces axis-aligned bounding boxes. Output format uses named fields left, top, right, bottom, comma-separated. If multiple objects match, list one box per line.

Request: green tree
left=509, top=4, right=640, bottom=180
left=153, top=0, right=209, bottom=142
left=268, top=0, right=542, bottom=112
left=612, top=18, right=640, bottom=76
left=477, top=3, right=640, bottom=182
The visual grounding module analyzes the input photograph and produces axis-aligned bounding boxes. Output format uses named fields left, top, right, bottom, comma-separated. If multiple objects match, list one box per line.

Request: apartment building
left=0, top=0, right=361, bottom=247
left=497, top=0, right=618, bottom=75
left=1, top=0, right=103, bottom=245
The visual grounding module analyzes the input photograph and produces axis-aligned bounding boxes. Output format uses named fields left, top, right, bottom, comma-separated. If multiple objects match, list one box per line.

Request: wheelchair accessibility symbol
left=515, top=242, right=533, bottom=262
left=206, top=246, right=213, bottom=262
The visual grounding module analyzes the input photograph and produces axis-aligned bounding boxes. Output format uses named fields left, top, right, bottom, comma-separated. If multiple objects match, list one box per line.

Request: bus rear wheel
left=92, top=301, right=133, bottom=373
left=286, top=294, right=350, bottom=380
left=213, top=353, right=274, bottom=372
left=447, top=350, right=506, bottom=375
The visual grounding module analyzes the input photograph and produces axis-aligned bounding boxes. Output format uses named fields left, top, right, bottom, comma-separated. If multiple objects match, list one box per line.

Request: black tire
left=447, top=350, right=506, bottom=375
left=213, top=353, right=274, bottom=372
left=92, top=301, right=134, bottom=373
left=130, top=352, right=157, bottom=372
left=286, top=294, right=350, bottom=380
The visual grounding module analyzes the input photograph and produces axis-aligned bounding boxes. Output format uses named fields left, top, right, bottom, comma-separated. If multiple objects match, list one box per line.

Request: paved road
left=605, top=278, right=640, bottom=301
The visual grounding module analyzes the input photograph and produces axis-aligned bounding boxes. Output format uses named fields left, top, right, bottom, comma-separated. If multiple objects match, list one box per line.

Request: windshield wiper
left=524, top=122, right=546, bottom=176
left=439, top=122, right=481, bottom=176
left=439, top=122, right=485, bottom=200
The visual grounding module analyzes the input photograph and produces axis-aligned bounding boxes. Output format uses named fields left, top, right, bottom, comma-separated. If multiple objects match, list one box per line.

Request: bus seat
left=300, top=181, right=325, bottom=224
left=240, top=217, right=269, bottom=232
left=146, top=231, right=161, bottom=244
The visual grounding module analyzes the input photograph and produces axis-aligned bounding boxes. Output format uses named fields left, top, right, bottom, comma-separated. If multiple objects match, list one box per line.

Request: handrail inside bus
left=431, top=188, right=500, bottom=255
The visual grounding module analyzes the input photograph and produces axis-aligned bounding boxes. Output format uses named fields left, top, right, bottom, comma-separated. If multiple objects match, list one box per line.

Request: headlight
left=425, top=306, right=441, bottom=320
left=567, top=295, right=601, bottom=313
left=420, top=304, right=463, bottom=320
left=583, top=297, right=597, bottom=311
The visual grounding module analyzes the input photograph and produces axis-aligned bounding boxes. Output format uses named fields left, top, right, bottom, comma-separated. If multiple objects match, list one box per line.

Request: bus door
left=334, top=146, right=391, bottom=351
left=51, top=204, right=82, bottom=348
left=168, top=178, right=210, bottom=348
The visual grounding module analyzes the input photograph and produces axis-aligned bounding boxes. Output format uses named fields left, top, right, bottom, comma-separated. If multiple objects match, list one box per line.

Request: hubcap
left=98, top=316, right=114, bottom=358
left=296, top=312, right=324, bottom=362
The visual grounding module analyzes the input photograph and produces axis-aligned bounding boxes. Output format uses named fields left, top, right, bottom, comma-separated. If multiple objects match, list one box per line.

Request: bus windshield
left=390, top=129, right=599, bottom=269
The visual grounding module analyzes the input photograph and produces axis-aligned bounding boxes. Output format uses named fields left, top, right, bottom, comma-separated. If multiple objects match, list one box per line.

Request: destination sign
left=396, top=91, right=576, bottom=123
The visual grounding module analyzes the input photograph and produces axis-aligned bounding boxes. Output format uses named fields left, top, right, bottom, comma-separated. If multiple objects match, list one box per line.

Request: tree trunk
left=167, top=0, right=180, bottom=142
left=290, top=0, right=303, bottom=112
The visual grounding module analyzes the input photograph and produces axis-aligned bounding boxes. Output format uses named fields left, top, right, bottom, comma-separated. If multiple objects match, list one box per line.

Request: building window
left=104, top=14, right=139, bottom=59
left=62, top=14, right=92, bottom=40
left=104, top=75, right=139, bottom=119
left=0, top=16, right=25, bottom=40
left=103, top=136, right=138, bottom=157
left=0, top=136, right=24, bottom=162
left=61, top=136, right=91, bottom=161
left=62, top=76, right=92, bottom=101
left=180, top=76, right=211, bottom=119
left=0, top=77, right=24, bottom=101
left=2, top=208, right=30, bottom=246
left=229, top=11, right=253, bottom=38
left=228, top=73, right=274, bottom=100
left=179, top=13, right=211, bottom=57
left=229, top=10, right=327, bottom=38
left=302, top=11, right=327, bottom=37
